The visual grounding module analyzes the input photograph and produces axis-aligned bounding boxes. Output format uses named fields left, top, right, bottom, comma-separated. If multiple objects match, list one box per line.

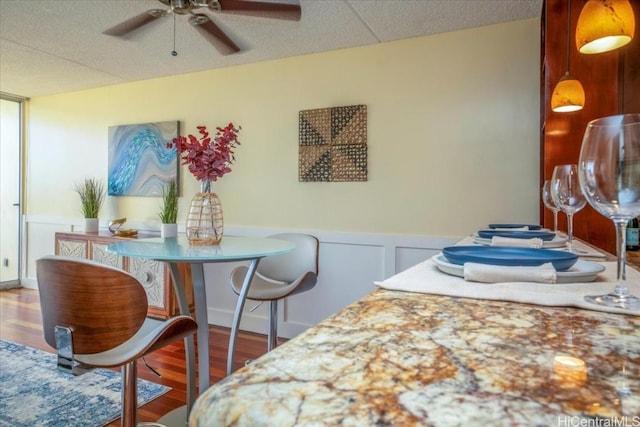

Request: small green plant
left=158, top=181, right=179, bottom=224
left=74, top=178, right=105, bottom=219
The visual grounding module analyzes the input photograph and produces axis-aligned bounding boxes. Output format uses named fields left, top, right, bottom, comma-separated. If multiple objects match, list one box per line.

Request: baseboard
left=22, top=217, right=463, bottom=339
left=0, top=280, right=21, bottom=290
left=18, top=277, right=37, bottom=290
left=208, top=306, right=309, bottom=340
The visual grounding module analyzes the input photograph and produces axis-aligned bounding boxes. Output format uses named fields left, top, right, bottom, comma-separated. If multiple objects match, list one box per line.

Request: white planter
left=84, top=218, right=99, bottom=233
left=161, top=223, right=178, bottom=238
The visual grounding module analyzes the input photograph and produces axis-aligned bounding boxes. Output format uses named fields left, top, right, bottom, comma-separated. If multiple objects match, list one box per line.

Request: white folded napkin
left=463, top=262, right=557, bottom=284
left=493, top=226, right=530, bottom=231
left=491, top=236, right=544, bottom=248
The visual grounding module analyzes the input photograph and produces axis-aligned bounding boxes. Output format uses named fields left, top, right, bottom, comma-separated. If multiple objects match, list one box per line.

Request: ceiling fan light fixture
left=149, top=9, right=168, bottom=18
left=551, top=72, right=586, bottom=112
left=105, top=0, right=300, bottom=54
left=189, top=15, right=209, bottom=25
left=210, top=0, right=301, bottom=20
left=576, top=0, right=636, bottom=54
left=103, top=9, right=168, bottom=36
left=208, top=1, right=222, bottom=12
left=188, top=14, right=240, bottom=55
left=171, top=0, right=192, bottom=14
left=190, top=0, right=212, bottom=7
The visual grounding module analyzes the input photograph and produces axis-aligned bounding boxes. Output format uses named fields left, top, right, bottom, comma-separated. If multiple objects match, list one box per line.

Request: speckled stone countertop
left=189, top=288, right=639, bottom=426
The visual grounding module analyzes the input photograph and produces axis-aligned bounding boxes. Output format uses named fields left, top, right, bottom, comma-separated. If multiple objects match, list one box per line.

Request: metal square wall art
left=108, top=121, right=179, bottom=197
left=299, top=105, right=367, bottom=182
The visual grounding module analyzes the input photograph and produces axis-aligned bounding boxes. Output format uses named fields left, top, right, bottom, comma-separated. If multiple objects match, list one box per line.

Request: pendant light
left=576, top=0, right=636, bottom=54
left=552, top=0, right=585, bottom=113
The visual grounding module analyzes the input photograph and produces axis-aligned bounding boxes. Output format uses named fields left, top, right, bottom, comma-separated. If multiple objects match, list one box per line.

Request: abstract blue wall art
left=108, top=121, right=179, bottom=197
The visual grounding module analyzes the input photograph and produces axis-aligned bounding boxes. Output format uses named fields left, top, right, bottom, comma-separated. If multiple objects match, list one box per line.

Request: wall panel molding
left=23, top=216, right=461, bottom=338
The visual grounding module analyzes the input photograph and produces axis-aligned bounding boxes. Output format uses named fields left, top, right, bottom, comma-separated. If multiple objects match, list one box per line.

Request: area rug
left=0, top=339, right=170, bottom=427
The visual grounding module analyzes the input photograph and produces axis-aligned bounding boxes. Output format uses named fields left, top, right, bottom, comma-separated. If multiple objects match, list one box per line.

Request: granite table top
left=189, top=288, right=639, bottom=426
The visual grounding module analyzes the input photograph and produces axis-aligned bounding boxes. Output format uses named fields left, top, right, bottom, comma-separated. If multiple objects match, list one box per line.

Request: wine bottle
left=626, top=217, right=640, bottom=251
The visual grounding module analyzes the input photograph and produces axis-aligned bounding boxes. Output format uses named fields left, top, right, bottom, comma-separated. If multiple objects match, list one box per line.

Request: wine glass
left=551, top=164, right=586, bottom=252
left=578, top=113, right=640, bottom=311
left=542, top=180, right=560, bottom=232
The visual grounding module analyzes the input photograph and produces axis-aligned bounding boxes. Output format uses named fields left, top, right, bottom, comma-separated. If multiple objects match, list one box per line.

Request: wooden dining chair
left=36, top=255, right=198, bottom=427
left=229, top=233, right=319, bottom=352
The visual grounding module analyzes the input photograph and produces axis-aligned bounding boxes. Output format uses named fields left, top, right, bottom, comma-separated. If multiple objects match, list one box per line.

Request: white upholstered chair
left=229, top=233, right=319, bottom=351
left=36, top=255, right=198, bottom=427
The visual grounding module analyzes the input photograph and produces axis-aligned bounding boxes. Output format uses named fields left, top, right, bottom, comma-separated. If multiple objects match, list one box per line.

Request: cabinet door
left=90, top=242, right=125, bottom=269
left=126, top=257, right=169, bottom=315
left=56, top=238, right=88, bottom=258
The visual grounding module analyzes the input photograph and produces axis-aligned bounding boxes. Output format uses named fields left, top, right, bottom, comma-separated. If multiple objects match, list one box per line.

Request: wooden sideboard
left=54, top=230, right=193, bottom=319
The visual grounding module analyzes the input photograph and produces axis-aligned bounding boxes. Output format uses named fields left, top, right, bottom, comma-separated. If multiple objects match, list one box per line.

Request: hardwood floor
left=0, top=287, right=273, bottom=426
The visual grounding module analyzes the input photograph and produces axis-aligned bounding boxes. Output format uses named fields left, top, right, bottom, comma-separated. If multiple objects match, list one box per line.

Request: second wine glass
left=542, top=180, right=560, bottom=232
left=551, top=164, right=586, bottom=252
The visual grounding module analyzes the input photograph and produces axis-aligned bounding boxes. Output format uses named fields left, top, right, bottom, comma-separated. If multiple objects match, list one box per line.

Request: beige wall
left=26, top=18, right=540, bottom=238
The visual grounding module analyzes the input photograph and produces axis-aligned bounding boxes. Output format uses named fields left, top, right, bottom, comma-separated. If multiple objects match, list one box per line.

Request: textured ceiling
left=0, top=0, right=542, bottom=98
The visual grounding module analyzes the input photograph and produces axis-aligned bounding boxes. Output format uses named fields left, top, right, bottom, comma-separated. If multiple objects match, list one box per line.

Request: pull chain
left=171, top=12, right=177, bottom=56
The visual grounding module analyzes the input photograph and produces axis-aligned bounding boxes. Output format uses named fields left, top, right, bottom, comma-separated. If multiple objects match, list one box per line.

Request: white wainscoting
left=22, top=216, right=461, bottom=339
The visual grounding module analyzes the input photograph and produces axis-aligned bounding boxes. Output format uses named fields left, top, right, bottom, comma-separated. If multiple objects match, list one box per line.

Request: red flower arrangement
left=169, top=123, right=241, bottom=183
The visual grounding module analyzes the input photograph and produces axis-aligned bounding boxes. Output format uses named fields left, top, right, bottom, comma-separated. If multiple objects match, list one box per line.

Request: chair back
left=257, top=233, right=319, bottom=283
left=36, top=256, right=148, bottom=355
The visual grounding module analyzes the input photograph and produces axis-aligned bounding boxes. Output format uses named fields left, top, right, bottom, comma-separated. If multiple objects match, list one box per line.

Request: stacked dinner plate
left=431, top=223, right=605, bottom=283
left=474, top=223, right=568, bottom=248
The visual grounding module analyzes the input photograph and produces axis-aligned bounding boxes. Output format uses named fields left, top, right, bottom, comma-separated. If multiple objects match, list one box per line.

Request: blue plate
left=477, top=229, right=556, bottom=241
left=488, top=223, right=542, bottom=230
left=441, top=246, right=578, bottom=271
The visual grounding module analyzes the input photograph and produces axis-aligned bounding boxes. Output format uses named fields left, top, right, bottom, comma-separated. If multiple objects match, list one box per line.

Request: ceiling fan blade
left=215, top=0, right=301, bottom=21
left=189, top=14, right=241, bottom=55
left=103, top=9, right=167, bottom=37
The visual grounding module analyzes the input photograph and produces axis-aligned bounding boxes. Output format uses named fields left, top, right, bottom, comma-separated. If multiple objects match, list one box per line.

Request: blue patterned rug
left=0, top=339, right=170, bottom=427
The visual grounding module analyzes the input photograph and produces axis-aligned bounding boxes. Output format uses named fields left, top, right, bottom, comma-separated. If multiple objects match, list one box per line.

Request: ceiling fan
left=103, top=0, right=302, bottom=56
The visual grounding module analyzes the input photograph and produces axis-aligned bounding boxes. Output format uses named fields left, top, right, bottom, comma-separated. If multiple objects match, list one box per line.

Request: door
left=0, top=97, right=22, bottom=288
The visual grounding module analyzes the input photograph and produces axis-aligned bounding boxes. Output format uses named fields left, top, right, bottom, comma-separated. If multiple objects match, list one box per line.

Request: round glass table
left=107, top=235, right=295, bottom=422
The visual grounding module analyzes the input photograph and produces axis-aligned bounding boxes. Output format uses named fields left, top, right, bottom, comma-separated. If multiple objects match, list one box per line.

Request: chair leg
left=267, top=300, right=278, bottom=352
left=121, top=361, right=138, bottom=427
left=228, top=259, right=261, bottom=376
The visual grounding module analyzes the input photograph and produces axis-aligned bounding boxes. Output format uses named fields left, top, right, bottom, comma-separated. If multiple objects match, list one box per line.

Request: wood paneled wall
left=541, top=0, right=640, bottom=254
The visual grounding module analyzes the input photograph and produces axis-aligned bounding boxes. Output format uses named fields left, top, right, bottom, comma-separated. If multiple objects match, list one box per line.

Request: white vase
left=84, top=218, right=99, bottom=233
left=161, top=223, right=178, bottom=238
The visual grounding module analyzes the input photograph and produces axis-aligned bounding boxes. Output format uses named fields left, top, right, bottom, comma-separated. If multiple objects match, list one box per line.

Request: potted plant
left=74, top=178, right=105, bottom=232
left=158, top=181, right=179, bottom=237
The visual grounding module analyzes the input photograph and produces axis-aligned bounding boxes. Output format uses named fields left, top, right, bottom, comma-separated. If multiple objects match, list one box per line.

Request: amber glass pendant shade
left=551, top=72, right=586, bottom=112
left=576, top=0, right=636, bottom=54
left=552, top=0, right=585, bottom=113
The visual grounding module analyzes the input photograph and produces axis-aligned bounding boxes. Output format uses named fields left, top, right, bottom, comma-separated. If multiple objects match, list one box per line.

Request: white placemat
left=375, top=258, right=640, bottom=316
left=567, top=238, right=608, bottom=258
